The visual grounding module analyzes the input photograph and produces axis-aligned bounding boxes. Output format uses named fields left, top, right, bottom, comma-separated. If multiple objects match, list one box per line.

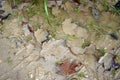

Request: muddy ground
left=0, top=0, right=120, bottom=80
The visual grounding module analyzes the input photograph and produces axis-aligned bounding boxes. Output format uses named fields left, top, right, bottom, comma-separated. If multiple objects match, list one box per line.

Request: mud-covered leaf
left=57, top=59, right=82, bottom=75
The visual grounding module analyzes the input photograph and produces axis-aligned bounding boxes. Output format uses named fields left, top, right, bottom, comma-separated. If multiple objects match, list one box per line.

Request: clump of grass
left=103, top=1, right=109, bottom=11
left=32, top=0, right=40, bottom=5
left=97, top=48, right=106, bottom=57
left=112, top=9, right=120, bottom=15
left=87, top=21, right=103, bottom=35
left=99, top=48, right=106, bottom=57
left=13, top=0, right=19, bottom=5
left=26, top=6, right=41, bottom=17
left=87, top=21, right=116, bottom=37
left=82, top=40, right=91, bottom=48
left=78, top=72, right=85, bottom=78
left=76, top=8, right=81, bottom=13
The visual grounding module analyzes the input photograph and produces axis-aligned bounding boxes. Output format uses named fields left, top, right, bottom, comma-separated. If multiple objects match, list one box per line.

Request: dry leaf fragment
left=57, top=59, right=82, bottom=75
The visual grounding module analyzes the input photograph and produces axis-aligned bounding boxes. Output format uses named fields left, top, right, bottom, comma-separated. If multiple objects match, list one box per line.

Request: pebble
left=110, top=32, right=119, bottom=40
left=34, top=29, right=49, bottom=44
left=91, top=7, right=100, bottom=20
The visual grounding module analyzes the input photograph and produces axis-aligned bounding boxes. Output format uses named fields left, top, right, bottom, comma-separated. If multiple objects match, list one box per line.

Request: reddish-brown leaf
left=58, top=59, right=82, bottom=75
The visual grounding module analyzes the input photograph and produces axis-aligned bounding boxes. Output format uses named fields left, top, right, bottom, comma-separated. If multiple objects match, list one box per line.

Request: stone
left=91, top=7, right=100, bottom=20
left=62, top=19, right=77, bottom=35
left=62, top=19, right=88, bottom=39
left=94, top=35, right=118, bottom=52
left=75, top=27, right=88, bottom=39
left=22, top=24, right=31, bottom=36
left=34, top=29, right=48, bottom=44
left=98, top=53, right=113, bottom=70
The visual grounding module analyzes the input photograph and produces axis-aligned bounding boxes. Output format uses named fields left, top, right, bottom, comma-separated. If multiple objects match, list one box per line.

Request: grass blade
left=44, top=0, right=51, bottom=26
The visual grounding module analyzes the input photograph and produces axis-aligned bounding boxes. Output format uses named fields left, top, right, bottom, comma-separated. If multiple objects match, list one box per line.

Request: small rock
left=75, top=27, right=88, bottom=39
left=62, top=19, right=77, bottom=35
left=98, top=53, right=113, bottom=70
left=0, top=13, right=11, bottom=22
left=34, top=29, right=49, bottom=44
left=91, top=7, right=100, bottom=20
left=110, top=32, right=119, bottom=40
left=22, top=24, right=31, bottom=36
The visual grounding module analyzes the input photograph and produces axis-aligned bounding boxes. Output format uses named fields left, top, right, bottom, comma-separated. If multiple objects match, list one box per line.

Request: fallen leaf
left=57, top=59, right=82, bottom=75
